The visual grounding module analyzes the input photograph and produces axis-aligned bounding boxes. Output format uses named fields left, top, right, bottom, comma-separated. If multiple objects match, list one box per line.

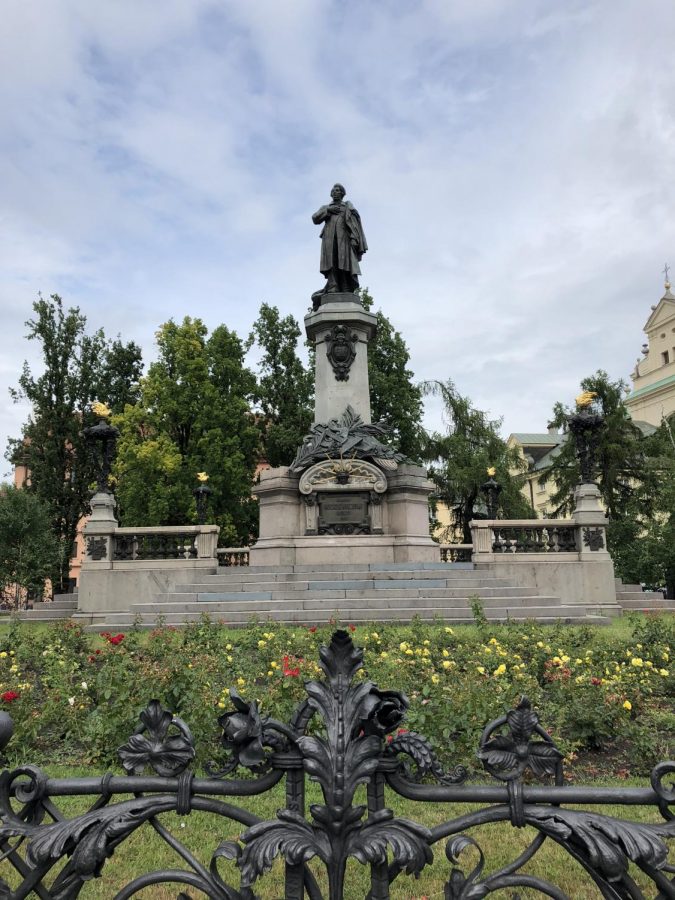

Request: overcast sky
left=2, top=0, right=675, bottom=478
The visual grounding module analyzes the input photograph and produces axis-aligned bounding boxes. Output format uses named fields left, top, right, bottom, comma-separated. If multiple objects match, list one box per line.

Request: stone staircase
left=16, top=592, right=79, bottom=622
left=615, top=581, right=675, bottom=612
left=81, top=562, right=617, bottom=630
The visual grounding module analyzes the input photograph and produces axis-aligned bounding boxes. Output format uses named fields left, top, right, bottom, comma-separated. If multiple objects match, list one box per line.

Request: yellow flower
left=0, top=652, right=6, bottom=659
left=227, top=655, right=233, bottom=663
left=405, top=649, right=413, bottom=656
left=226, top=644, right=232, bottom=651
left=371, top=632, right=379, bottom=639
left=623, top=700, right=632, bottom=711
left=659, top=669, right=669, bottom=677
left=493, top=664, right=507, bottom=677
left=476, top=666, right=485, bottom=675
left=380, top=652, right=388, bottom=659
left=422, top=648, right=430, bottom=657
left=442, top=649, right=450, bottom=658
left=217, top=701, right=226, bottom=709
left=431, top=674, right=440, bottom=684
left=444, top=627, right=454, bottom=634
left=488, top=637, right=498, bottom=645
left=236, top=677, right=245, bottom=687
left=271, top=661, right=278, bottom=669
left=631, top=658, right=644, bottom=668
left=442, top=660, right=452, bottom=670
left=423, top=640, right=430, bottom=646
left=399, top=642, right=408, bottom=651
left=258, top=640, right=267, bottom=649
left=536, top=641, right=544, bottom=648
left=267, top=670, right=273, bottom=676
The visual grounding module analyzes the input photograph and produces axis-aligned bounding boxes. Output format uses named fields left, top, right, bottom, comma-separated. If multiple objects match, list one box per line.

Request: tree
left=422, top=380, right=533, bottom=543
left=7, top=295, right=143, bottom=592
left=361, top=290, right=424, bottom=460
left=248, top=303, right=313, bottom=467
left=539, top=371, right=651, bottom=520
left=113, top=317, right=260, bottom=544
left=0, top=486, right=63, bottom=608
left=609, top=413, right=675, bottom=597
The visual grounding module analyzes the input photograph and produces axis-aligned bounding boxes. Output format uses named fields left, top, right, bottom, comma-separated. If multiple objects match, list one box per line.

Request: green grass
left=0, top=768, right=670, bottom=898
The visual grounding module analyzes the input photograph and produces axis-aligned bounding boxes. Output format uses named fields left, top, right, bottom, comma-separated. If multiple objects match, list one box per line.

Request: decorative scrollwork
left=386, top=731, right=468, bottom=785
left=582, top=526, right=605, bottom=551
left=118, top=700, right=195, bottom=777
left=478, top=696, right=563, bottom=782
left=325, top=323, right=358, bottom=381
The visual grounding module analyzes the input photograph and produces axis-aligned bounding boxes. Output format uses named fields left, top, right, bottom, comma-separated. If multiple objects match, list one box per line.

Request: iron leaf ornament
left=238, top=630, right=433, bottom=897
left=118, top=699, right=195, bottom=777
left=478, top=696, right=563, bottom=782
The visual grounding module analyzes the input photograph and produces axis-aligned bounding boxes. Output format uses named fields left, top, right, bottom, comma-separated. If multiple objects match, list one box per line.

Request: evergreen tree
left=422, top=380, right=532, bottom=543
left=361, top=290, right=424, bottom=460
left=0, top=486, right=62, bottom=607
left=248, top=303, right=313, bottom=467
left=7, top=295, right=142, bottom=592
left=113, top=318, right=260, bottom=544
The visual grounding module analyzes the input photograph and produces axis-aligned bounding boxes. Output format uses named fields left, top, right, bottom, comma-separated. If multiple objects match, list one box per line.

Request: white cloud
left=1, top=0, right=675, bottom=469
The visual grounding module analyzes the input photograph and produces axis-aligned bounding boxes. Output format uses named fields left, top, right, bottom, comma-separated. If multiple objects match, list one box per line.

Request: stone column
left=572, top=483, right=610, bottom=557
left=305, top=294, right=377, bottom=424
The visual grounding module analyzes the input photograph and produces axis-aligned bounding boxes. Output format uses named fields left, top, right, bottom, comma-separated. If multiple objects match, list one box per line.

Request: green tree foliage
left=0, top=486, right=62, bottom=607
left=7, top=295, right=143, bottom=592
left=422, top=380, right=532, bottom=543
left=361, top=290, right=424, bottom=460
left=540, top=371, right=650, bottom=519
left=609, top=413, right=675, bottom=598
left=113, top=318, right=260, bottom=544
left=248, top=303, right=313, bottom=467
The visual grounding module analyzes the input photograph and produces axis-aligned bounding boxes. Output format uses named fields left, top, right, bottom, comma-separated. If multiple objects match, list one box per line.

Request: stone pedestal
left=305, top=294, right=377, bottom=424
left=250, top=463, right=438, bottom=567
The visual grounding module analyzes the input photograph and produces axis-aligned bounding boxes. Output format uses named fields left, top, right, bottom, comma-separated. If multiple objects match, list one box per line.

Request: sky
left=2, top=0, right=675, bottom=478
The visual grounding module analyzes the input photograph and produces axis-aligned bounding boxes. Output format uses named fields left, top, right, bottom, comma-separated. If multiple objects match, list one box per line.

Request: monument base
left=250, top=463, right=438, bottom=567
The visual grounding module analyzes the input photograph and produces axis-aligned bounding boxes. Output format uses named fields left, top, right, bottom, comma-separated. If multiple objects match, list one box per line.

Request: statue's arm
left=312, top=205, right=329, bottom=224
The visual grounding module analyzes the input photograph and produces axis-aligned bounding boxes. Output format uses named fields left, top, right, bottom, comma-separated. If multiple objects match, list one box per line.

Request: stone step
left=28, top=599, right=78, bottom=610
left=121, top=592, right=564, bottom=616
left=618, top=597, right=675, bottom=610
left=16, top=609, right=77, bottom=621
left=86, top=606, right=609, bottom=630
left=159, top=585, right=545, bottom=605
left=216, top=561, right=473, bottom=574
left=170, top=580, right=530, bottom=596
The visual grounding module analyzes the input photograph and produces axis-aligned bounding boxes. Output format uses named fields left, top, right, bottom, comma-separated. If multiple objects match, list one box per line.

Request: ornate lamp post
left=568, top=391, right=604, bottom=484
left=194, top=472, right=213, bottom=525
left=481, top=467, right=502, bottom=519
left=83, top=402, right=119, bottom=494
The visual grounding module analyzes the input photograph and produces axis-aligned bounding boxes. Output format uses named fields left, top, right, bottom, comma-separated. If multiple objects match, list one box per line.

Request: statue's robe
left=312, top=201, right=367, bottom=280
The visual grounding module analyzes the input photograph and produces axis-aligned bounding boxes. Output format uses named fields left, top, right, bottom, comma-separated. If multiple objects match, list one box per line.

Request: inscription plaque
left=317, top=492, right=370, bottom=535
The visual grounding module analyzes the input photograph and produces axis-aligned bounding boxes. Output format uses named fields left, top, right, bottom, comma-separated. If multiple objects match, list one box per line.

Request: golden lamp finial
left=90, top=401, right=111, bottom=418
left=575, top=391, right=597, bottom=409
left=196, top=471, right=209, bottom=483
left=486, top=466, right=496, bottom=477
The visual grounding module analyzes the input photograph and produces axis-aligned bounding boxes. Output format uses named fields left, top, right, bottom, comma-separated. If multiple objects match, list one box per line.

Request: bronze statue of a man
left=312, top=184, right=367, bottom=307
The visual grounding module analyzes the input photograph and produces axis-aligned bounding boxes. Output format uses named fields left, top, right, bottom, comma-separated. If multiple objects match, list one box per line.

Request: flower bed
left=0, top=614, right=672, bottom=776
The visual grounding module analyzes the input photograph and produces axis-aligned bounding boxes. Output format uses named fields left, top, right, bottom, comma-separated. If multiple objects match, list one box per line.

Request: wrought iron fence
left=0, top=630, right=673, bottom=898
left=112, top=532, right=199, bottom=561
left=491, top=525, right=578, bottom=554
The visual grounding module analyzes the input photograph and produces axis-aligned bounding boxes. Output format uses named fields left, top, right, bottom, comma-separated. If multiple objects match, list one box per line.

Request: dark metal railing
left=0, top=631, right=673, bottom=898
left=492, top=524, right=578, bottom=553
left=112, top=532, right=198, bottom=561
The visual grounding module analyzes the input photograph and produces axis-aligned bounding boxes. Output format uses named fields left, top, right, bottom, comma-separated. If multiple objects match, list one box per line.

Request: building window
left=662, top=350, right=670, bottom=365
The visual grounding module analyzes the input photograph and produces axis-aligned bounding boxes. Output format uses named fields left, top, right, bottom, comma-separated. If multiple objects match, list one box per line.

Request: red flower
left=282, top=655, right=301, bottom=677
left=348, top=624, right=356, bottom=632
left=109, top=634, right=125, bottom=645
left=1, top=691, right=19, bottom=703
left=308, top=626, right=317, bottom=633
left=397, top=728, right=409, bottom=735
left=591, top=676, right=602, bottom=686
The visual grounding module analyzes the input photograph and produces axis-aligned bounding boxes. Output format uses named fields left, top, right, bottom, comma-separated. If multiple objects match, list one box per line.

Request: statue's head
left=331, top=183, right=346, bottom=200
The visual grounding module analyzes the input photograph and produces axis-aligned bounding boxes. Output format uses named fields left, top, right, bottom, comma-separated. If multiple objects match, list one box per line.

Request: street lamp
left=194, top=472, right=213, bottom=525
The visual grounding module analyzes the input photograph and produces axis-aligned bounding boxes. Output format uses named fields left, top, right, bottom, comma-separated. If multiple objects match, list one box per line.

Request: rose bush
left=0, top=615, right=671, bottom=775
